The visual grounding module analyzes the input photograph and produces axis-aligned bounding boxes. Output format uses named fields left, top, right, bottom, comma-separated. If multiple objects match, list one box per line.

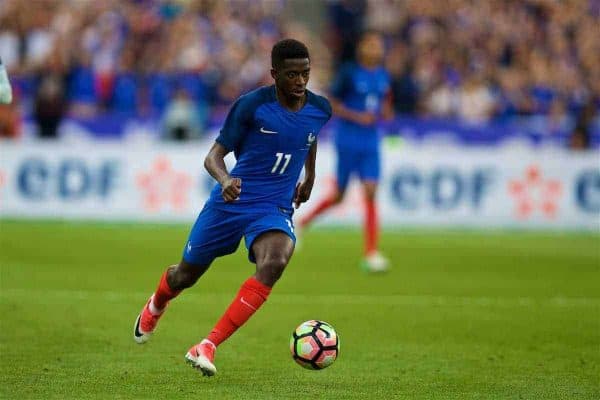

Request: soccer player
left=298, top=31, right=393, bottom=272
left=133, top=39, right=331, bottom=377
left=0, top=57, right=13, bottom=104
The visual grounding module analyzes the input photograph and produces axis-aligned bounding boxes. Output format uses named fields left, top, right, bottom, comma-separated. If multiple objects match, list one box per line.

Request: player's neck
left=358, top=60, right=380, bottom=71
left=275, top=86, right=306, bottom=112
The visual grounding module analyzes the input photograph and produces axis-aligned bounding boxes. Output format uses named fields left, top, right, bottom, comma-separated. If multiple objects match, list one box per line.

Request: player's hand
left=221, top=177, right=242, bottom=202
left=354, top=111, right=377, bottom=126
left=294, top=179, right=314, bottom=209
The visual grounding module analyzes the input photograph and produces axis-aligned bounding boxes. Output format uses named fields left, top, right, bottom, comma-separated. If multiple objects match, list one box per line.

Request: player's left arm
left=294, top=140, right=317, bottom=209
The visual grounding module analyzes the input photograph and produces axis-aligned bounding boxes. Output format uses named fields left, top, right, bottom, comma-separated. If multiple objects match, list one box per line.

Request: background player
left=0, top=57, right=13, bottom=104
left=299, top=31, right=393, bottom=272
left=132, top=39, right=331, bottom=377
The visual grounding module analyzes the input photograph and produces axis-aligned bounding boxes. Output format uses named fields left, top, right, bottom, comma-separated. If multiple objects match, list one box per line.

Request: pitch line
left=0, top=289, right=598, bottom=308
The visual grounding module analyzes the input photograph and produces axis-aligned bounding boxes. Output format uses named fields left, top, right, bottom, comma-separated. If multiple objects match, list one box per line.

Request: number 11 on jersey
left=271, top=152, right=291, bottom=174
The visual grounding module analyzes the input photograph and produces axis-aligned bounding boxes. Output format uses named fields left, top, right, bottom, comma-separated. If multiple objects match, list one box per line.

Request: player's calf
left=133, top=265, right=184, bottom=344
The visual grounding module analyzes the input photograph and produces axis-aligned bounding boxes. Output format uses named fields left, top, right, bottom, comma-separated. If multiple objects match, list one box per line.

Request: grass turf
left=0, top=220, right=599, bottom=399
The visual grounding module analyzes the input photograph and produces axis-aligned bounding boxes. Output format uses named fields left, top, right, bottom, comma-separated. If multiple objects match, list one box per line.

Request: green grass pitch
left=1, top=220, right=599, bottom=399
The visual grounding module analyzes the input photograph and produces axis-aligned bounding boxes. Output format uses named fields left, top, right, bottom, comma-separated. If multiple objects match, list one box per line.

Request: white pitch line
left=0, top=289, right=599, bottom=308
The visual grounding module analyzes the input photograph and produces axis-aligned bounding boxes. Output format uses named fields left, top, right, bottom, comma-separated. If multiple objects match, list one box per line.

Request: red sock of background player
left=299, top=196, right=336, bottom=227
left=150, top=268, right=181, bottom=313
left=365, top=198, right=378, bottom=255
left=206, top=276, right=272, bottom=347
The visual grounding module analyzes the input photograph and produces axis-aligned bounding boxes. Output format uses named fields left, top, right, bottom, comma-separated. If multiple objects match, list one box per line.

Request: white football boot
left=361, top=251, right=390, bottom=273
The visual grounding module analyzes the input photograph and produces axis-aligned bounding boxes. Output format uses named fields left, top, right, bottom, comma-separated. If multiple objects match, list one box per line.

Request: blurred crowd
left=0, top=0, right=598, bottom=146
left=0, top=0, right=330, bottom=139
left=328, top=0, right=599, bottom=136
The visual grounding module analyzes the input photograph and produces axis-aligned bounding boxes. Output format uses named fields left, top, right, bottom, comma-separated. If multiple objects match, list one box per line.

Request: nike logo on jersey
left=260, top=127, right=278, bottom=134
left=187, top=242, right=192, bottom=253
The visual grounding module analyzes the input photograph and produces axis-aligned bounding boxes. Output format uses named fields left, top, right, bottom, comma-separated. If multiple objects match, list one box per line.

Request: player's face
left=358, top=33, right=384, bottom=67
left=272, top=58, right=310, bottom=99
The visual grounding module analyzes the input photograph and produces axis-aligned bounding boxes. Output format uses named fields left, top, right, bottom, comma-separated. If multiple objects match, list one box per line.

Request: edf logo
left=390, top=167, right=494, bottom=210
left=576, top=169, right=600, bottom=213
left=17, top=158, right=119, bottom=200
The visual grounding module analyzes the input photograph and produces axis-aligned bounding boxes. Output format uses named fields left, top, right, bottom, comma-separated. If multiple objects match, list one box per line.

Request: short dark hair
left=271, top=39, right=309, bottom=69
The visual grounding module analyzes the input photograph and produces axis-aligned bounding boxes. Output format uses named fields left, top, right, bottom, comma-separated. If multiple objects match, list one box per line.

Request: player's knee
left=364, top=189, right=376, bottom=202
left=257, top=254, right=288, bottom=286
left=332, top=190, right=344, bottom=204
left=169, top=264, right=201, bottom=290
left=363, top=183, right=378, bottom=201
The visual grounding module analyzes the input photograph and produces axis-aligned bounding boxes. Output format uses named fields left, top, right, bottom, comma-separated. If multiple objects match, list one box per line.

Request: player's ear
left=270, top=68, right=277, bottom=80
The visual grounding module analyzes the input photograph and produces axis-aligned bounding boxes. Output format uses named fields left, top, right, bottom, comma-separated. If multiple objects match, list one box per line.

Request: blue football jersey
left=331, top=62, right=391, bottom=151
left=208, top=85, right=331, bottom=213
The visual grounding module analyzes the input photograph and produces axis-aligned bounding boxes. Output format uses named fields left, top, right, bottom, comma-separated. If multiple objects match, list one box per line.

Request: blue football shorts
left=336, top=146, right=380, bottom=191
left=182, top=204, right=296, bottom=266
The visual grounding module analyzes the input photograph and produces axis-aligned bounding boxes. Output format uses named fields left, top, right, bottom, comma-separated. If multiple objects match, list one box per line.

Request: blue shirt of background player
left=209, top=85, right=331, bottom=214
left=331, top=62, right=391, bottom=152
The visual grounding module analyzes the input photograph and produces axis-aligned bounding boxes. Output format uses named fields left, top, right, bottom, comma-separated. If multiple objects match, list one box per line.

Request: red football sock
left=207, top=276, right=272, bottom=347
left=365, top=199, right=378, bottom=255
left=300, top=196, right=336, bottom=227
left=151, top=268, right=182, bottom=310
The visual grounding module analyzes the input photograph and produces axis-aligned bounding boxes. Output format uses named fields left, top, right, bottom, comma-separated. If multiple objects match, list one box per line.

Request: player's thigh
left=182, top=206, right=245, bottom=266
left=358, top=148, right=381, bottom=185
left=336, top=147, right=359, bottom=194
left=244, top=213, right=295, bottom=265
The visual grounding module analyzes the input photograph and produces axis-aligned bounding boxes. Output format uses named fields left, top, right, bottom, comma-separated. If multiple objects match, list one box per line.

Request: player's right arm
left=205, top=94, right=256, bottom=202
left=204, top=142, right=241, bottom=202
left=331, top=98, right=376, bottom=126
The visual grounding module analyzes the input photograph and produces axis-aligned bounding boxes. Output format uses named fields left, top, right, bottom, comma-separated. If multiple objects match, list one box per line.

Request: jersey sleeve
left=216, top=96, right=255, bottom=152
left=330, top=63, right=353, bottom=99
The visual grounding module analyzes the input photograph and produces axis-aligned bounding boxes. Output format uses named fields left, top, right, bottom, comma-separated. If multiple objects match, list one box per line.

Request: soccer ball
left=290, top=320, right=339, bottom=370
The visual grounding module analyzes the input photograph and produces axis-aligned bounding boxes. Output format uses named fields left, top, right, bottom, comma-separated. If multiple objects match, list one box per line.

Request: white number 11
left=271, top=152, right=291, bottom=174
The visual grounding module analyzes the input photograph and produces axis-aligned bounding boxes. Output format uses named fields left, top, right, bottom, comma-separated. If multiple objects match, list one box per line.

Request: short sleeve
left=330, top=63, right=353, bottom=99
left=307, top=91, right=332, bottom=121
left=216, top=96, right=254, bottom=152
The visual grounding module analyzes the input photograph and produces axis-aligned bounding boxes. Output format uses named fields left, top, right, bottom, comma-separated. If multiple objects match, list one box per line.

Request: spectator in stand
left=326, top=0, right=367, bottom=67
left=110, top=47, right=139, bottom=115
left=570, top=100, right=597, bottom=150
left=160, top=87, right=203, bottom=141
left=457, top=75, right=495, bottom=124
left=34, top=75, right=66, bottom=138
left=356, top=0, right=599, bottom=125
left=67, top=51, right=97, bottom=117
left=33, top=50, right=66, bottom=139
